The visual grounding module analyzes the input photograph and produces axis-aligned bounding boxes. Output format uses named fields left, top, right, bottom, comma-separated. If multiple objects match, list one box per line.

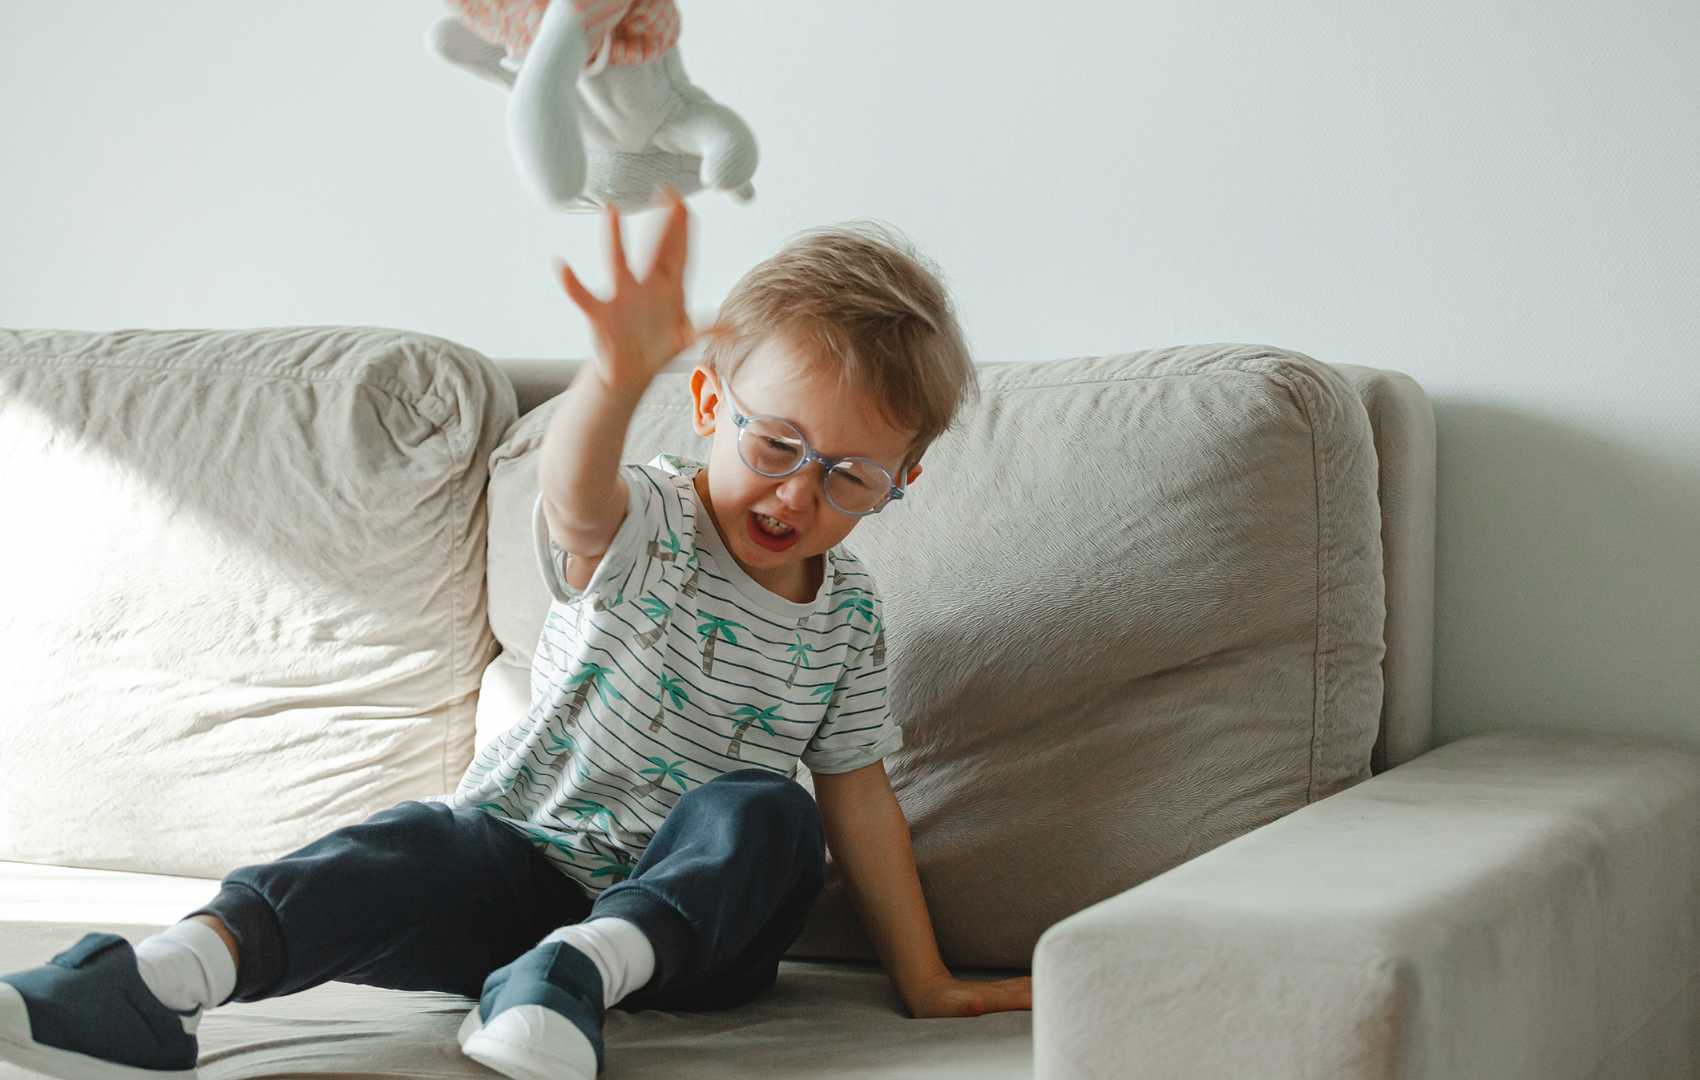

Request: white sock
left=134, top=920, right=238, bottom=1013
left=540, top=917, right=655, bottom=1009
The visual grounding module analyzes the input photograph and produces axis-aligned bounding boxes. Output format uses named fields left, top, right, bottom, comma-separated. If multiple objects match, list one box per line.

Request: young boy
left=0, top=189, right=1031, bottom=1080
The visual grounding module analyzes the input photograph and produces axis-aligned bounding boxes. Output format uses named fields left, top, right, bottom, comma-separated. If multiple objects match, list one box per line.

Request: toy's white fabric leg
left=425, top=15, right=515, bottom=89
left=507, top=0, right=592, bottom=209
left=649, top=53, right=758, bottom=199
left=572, top=48, right=758, bottom=208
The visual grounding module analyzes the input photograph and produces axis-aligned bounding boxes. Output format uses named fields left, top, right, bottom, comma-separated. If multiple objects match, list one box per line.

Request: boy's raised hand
left=555, top=186, right=727, bottom=396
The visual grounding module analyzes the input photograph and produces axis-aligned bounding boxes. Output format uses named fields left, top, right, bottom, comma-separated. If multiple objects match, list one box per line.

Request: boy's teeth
left=755, top=512, right=793, bottom=535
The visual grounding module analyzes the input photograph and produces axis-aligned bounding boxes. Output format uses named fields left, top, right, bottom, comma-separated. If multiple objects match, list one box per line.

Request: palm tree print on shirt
left=785, top=633, right=816, bottom=687
left=567, top=798, right=617, bottom=832
left=562, top=663, right=624, bottom=729
left=634, top=593, right=670, bottom=649
left=570, top=752, right=596, bottom=787
left=636, top=756, right=692, bottom=798
left=727, top=704, right=781, bottom=759
left=524, top=827, right=581, bottom=860
left=679, top=543, right=702, bottom=595
left=589, top=850, right=633, bottom=885
left=580, top=823, right=638, bottom=879
left=652, top=672, right=688, bottom=732
left=833, top=588, right=887, bottom=665
left=649, top=527, right=684, bottom=563
left=510, top=763, right=544, bottom=797
left=832, top=587, right=877, bottom=629
left=696, top=615, right=745, bottom=677
left=544, top=730, right=576, bottom=756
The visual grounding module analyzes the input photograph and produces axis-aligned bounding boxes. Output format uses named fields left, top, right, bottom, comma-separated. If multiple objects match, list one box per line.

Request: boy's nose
left=775, top=470, right=814, bottom=511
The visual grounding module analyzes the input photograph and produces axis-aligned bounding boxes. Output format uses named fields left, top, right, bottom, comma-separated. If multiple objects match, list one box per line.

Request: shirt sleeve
left=533, top=464, right=665, bottom=607
left=801, top=591, right=901, bottom=774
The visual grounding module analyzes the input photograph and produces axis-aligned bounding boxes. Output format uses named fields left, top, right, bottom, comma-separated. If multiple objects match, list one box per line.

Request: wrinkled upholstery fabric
left=0, top=327, right=516, bottom=878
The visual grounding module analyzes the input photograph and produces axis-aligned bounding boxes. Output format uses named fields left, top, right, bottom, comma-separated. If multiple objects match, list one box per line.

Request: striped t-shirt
left=448, top=454, right=900, bottom=896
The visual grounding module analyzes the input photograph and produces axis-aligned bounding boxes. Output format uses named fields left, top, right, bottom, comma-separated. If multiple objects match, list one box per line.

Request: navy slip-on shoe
left=458, top=941, right=604, bottom=1080
left=0, top=933, right=199, bottom=1079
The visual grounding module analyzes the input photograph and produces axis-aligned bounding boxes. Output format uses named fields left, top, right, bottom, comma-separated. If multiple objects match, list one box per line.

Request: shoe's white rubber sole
left=458, top=1003, right=598, bottom=1080
left=0, top=983, right=198, bottom=1080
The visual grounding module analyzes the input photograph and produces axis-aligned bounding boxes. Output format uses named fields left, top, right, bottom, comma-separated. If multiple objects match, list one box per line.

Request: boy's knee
left=694, top=773, right=825, bottom=892
left=690, top=771, right=820, bottom=834
left=701, top=769, right=814, bottom=806
left=376, top=799, right=449, bottom=822
left=301, top=800, right=470, bottom=860
left=364, top=799, right=458, bottom=836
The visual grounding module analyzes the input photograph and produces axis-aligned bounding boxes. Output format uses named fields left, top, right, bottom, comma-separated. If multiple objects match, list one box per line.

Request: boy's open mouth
left=746, top=510, right=800, bottom=552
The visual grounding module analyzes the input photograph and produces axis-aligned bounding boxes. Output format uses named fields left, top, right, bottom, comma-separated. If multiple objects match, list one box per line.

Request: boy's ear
left=905, top=463, right=923, bottom=486
left=689, top=365, right=720, bottom=437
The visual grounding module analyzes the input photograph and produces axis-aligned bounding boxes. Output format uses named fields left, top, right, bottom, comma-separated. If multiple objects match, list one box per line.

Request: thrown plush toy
left=427, top=0, right=758, bottom=212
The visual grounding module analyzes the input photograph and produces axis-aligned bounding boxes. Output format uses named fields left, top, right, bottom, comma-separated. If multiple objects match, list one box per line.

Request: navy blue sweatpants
left=192, top=769, right=826, bottom=1013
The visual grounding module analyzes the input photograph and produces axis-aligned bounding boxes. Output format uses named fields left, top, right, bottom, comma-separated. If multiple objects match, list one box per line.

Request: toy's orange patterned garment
left=449, top=0, right=680, bottom=66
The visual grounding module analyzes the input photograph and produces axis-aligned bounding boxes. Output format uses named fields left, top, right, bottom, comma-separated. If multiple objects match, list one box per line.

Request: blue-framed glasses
left=721, top=374, right=905, bottom=517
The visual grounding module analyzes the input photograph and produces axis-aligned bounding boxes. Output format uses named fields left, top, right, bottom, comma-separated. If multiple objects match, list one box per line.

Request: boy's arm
left=812, top=761, right=1032, bottom=1018
left=538, top=368, right=644, bottom=563
left=539, top=187, right=719, bottom=572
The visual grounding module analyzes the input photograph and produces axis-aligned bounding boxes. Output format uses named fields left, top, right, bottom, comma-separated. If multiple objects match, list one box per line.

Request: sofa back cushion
left=0, top=327, right=516, bottom=878
left=485, top=346, right=1386, bottom=967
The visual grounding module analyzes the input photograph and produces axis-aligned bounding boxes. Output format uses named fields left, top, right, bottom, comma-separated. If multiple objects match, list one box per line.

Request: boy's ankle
left=134, top=919, right=238, bottom=1013
left=187, top=914, right=240, bottom=968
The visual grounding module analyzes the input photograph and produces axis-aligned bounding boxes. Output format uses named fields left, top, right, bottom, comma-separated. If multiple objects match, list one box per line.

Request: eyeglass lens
left=738, top=416, right=890, bottom=514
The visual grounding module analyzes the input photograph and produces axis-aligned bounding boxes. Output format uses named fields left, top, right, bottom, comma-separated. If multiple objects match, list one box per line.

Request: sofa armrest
left=1032, top=732, right=1700, bottom=1080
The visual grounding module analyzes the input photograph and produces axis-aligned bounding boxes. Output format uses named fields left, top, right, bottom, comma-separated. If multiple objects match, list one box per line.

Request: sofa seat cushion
left=0, top=327, right=516, bottom=879
left=0, top=862, right=1031, bottom=1080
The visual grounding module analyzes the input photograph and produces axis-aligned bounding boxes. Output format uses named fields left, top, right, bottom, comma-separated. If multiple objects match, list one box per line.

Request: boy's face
left=689, top=333, right=923, bottom=592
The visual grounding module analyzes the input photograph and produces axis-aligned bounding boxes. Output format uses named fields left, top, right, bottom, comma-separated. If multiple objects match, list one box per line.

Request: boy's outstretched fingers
left=605, top=200, right=631, bottom=281
left=554, top=258, right=604, bottom=318
left=649, top=192, right=691, bottom=283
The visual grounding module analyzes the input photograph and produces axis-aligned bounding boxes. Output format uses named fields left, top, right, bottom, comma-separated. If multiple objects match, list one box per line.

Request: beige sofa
left=1, top=327, right=1695, bottom=1079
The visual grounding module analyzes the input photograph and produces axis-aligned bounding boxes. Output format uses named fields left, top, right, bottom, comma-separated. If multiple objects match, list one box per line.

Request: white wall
left=3, top=2, right=1695, bottom=748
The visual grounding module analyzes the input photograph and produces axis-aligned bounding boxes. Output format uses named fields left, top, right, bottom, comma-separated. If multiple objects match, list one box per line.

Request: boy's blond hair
left=702, top=221, right=979, bottom=474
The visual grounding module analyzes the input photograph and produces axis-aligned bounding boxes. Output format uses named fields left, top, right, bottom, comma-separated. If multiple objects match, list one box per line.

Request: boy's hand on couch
left=554, top=185, right=731, bottom=398
left=904, top=972, right=1033, bottom=1019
